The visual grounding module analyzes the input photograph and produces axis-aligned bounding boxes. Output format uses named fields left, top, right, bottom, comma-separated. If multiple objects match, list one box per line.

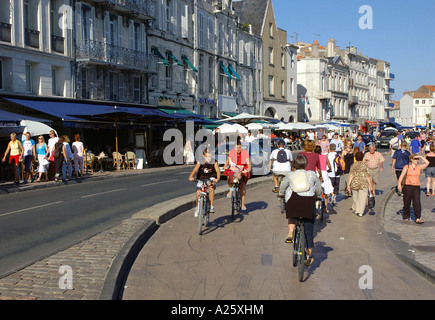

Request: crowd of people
left=1, top=130, right=85, bottom=183
left=188, top=126, right=434, bottom=267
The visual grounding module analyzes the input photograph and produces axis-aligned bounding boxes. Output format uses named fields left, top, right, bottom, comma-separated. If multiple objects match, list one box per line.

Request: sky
left=270, top=0, right=435, bottom=101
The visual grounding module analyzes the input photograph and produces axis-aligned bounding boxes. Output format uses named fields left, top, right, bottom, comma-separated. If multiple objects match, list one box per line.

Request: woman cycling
left=280, top=155, right=322, bottom=266
left=189, top=149, right=220, bottom=216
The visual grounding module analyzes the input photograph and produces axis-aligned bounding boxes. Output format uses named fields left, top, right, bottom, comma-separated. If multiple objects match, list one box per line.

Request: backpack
left=53, top=143, right=61, bottom=159
left=334, top=153, right=345, bottom=176
left=290, top=170, right=310, bottom=193
left=276, top=149, right=288, bottom=163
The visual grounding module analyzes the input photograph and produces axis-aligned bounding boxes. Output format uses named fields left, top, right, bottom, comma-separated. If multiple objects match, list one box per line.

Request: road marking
left=140, top=179, right=178, bottom=187
left=81, top=188, right=127, bottom=199
left=0, top=201, right=64, bottom=217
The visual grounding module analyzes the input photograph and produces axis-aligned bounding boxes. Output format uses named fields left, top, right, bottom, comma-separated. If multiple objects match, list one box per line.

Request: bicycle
left=315, top=193, right=326, bottom=221
left=231, top=178, right=241, bottom=220
left=196, top=179, right=215, bottom=235
left=276, top=174, right=286, bottom=214
left=292, top=218, right=307, bottom=282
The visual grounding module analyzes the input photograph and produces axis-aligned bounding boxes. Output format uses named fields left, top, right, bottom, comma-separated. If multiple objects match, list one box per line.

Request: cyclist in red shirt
left=223, top=140, right=251, bottom=210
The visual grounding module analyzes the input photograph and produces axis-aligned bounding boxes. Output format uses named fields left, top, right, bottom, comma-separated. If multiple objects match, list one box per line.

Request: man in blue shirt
left=409, top=136, right=421, bottom=154
left=392, top=141, right=411, bottom=195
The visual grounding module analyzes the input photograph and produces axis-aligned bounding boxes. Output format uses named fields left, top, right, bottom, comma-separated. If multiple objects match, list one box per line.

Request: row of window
left=415, top=99, right=433, bottom=105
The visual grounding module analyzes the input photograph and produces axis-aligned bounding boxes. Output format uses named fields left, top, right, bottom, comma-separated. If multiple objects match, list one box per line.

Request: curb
left=379, top=188, right=435, bottom=285
left=0, top=165, right=193, bottom=194
left=100, top=175, right=272, bottom=300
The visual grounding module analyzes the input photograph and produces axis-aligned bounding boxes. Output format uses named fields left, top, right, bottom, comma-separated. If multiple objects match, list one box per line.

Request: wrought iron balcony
left=0, top=22, right=11, bottom=43
left=76, top=40, right=158, bottom=73
left=25, top=28, right=40, bottom=48
left=92, top=0, right=155, bottom=19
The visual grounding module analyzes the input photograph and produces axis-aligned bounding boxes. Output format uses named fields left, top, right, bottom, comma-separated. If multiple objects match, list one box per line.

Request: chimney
left=311, top=41, right=319, bottom=57
left=327, top=38, right=335, bottom=57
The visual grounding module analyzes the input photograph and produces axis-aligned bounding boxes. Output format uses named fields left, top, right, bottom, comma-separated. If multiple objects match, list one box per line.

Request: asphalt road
left=0, top=166, right=195, bottom=277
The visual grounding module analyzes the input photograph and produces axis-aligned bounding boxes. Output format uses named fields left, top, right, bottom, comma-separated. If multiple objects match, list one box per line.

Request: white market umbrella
left=245, top=122, right=265, bottom=130
left=277, top=122, right=316, bottom=131
left=232, top=123, right=248, bottom=134
left=21, top=120, right=57, bottom=137
left=216, top=113, right=274, bottom=125
left=384, top=127, right=398, bottom=131
left=216, top=123, right=238, bottom=134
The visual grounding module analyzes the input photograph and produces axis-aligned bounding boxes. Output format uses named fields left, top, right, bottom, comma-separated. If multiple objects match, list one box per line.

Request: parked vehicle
left=214, top=141, right=270, bottom=176
left=376, top=131, right=396, bottom=148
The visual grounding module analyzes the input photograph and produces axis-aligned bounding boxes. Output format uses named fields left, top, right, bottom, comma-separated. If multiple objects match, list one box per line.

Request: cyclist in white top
left=270, top=140, right=293, bottom=192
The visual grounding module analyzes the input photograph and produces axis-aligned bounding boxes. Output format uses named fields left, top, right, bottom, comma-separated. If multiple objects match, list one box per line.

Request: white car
left=213, top=142, right=270, bottom=176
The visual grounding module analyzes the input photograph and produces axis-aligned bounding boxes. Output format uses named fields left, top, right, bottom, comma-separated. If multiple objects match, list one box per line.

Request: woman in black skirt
left=279, top=155, right=322, bottom=266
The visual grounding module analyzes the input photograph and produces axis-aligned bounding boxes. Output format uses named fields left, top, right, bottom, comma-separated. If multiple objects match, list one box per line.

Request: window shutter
left=140, top=23, right=146, bottom=52
left=181, top=4, right=188, bottom=38
left=104, top=12, right=109, bottom=44
left=118, top=16, right=123, bottom=47
left=75, top=2, right=82, bottom=45
left=239, top=39, right=244, bottom=64
left=119, top=73, right=125, bottom=101
left=129, top=20, right=134, bottom=49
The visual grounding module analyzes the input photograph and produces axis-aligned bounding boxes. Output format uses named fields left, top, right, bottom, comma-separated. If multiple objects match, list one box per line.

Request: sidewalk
left=381, top=176, right=435, bottom=283
left=0, top=165, right=433, bottom=299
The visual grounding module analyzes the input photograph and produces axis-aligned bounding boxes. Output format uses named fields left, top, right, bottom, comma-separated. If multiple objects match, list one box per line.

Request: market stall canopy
left=277, top=122, right=316, bottom=131
left=215, top=113, right=275, bottom=125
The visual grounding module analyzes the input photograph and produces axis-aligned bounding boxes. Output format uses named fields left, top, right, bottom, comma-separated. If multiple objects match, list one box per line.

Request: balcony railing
left=93, top=0, right=155, bottom=19
left=0, top=22, right=11, bottom=43
left=316, top=91, right=332, bottom=100
left=25, top=28, right=40, bottom=48
left=76, top=40, right=158, bottom=73
left=51, top=35, right=65, bottom=53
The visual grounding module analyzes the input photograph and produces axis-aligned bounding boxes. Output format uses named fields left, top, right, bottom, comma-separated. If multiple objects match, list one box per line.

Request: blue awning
left=0, top=109, right=52, bottom=127
left=219, top=62, right=232, bottom=79
left=228, top=65, right=240, bottom=81
left=3, top=98, right=183, bottom=122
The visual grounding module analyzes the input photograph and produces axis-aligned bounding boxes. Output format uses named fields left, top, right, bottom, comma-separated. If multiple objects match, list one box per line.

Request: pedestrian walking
left=397, top=154, right=430, bottom=224
left=424, top=145, right=435, bottom=196
left=342, top=140, right=355, bottom=197
left=22, top=132, right=36, bottom=183
left=72, top=134, right=84, bottom=178
left=299, top=140, right=322, bottom=180
left=330, top=132, right=344, bottom=152
left=363, top=143, right=385, bottom=196
left=353, top=134, right=366, bottom=153
left=392, top=141, right=411, bottom=195
left=318, top=134, right=330, bottom=155
left=347, top=151, right=373, bottom=217
left=409, top=135, right=421, bottom=154
left=35, top=135, right=49, bottom=182
left=62, top=135, right=73, bottom=180
left=314, top=146, right=333, bottom=212
left=327, top=143, right=341, bottom=205
left=2, top=133, right=24, bottom=184
left=53, top=136, right=68, bottom=182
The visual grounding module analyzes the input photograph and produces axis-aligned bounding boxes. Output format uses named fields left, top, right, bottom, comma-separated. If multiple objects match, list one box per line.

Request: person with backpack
left=270, top=139, right=293, bottom=192
left=363, top=143, right=385, bottom=197
left=347, top=151, right=373, bottom=217
left=53, top=136, right=68, bottom=182
left=280, top=155, right=322, bottom=266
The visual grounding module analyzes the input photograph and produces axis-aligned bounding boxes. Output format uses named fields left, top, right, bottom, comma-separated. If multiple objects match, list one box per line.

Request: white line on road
left=0, top=201, right=64, bottom=217
left=140, top=179, right=178, bottom=187
left=81, top=188, right=127, bottom=199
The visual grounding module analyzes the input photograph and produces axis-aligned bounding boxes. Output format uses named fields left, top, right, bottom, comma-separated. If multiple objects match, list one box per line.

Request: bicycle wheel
left=297, top=224, right=306, bottom=282
left=198, top=197, right=204, bottom=235
left=205, top=197, right=210, bottom=227
left=320, top=200, right=326, bottom=221
left=280, top=197, right=286, bottom=214
left=292, top=227, right=299, bottom=267
left=231, top=192, right=236, bottom=220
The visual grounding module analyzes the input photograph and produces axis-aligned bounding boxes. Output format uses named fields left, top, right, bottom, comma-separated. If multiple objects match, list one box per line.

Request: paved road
left=0, top=166, right=194, bottom=277
left=122, top=153, right=435, bottom=300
